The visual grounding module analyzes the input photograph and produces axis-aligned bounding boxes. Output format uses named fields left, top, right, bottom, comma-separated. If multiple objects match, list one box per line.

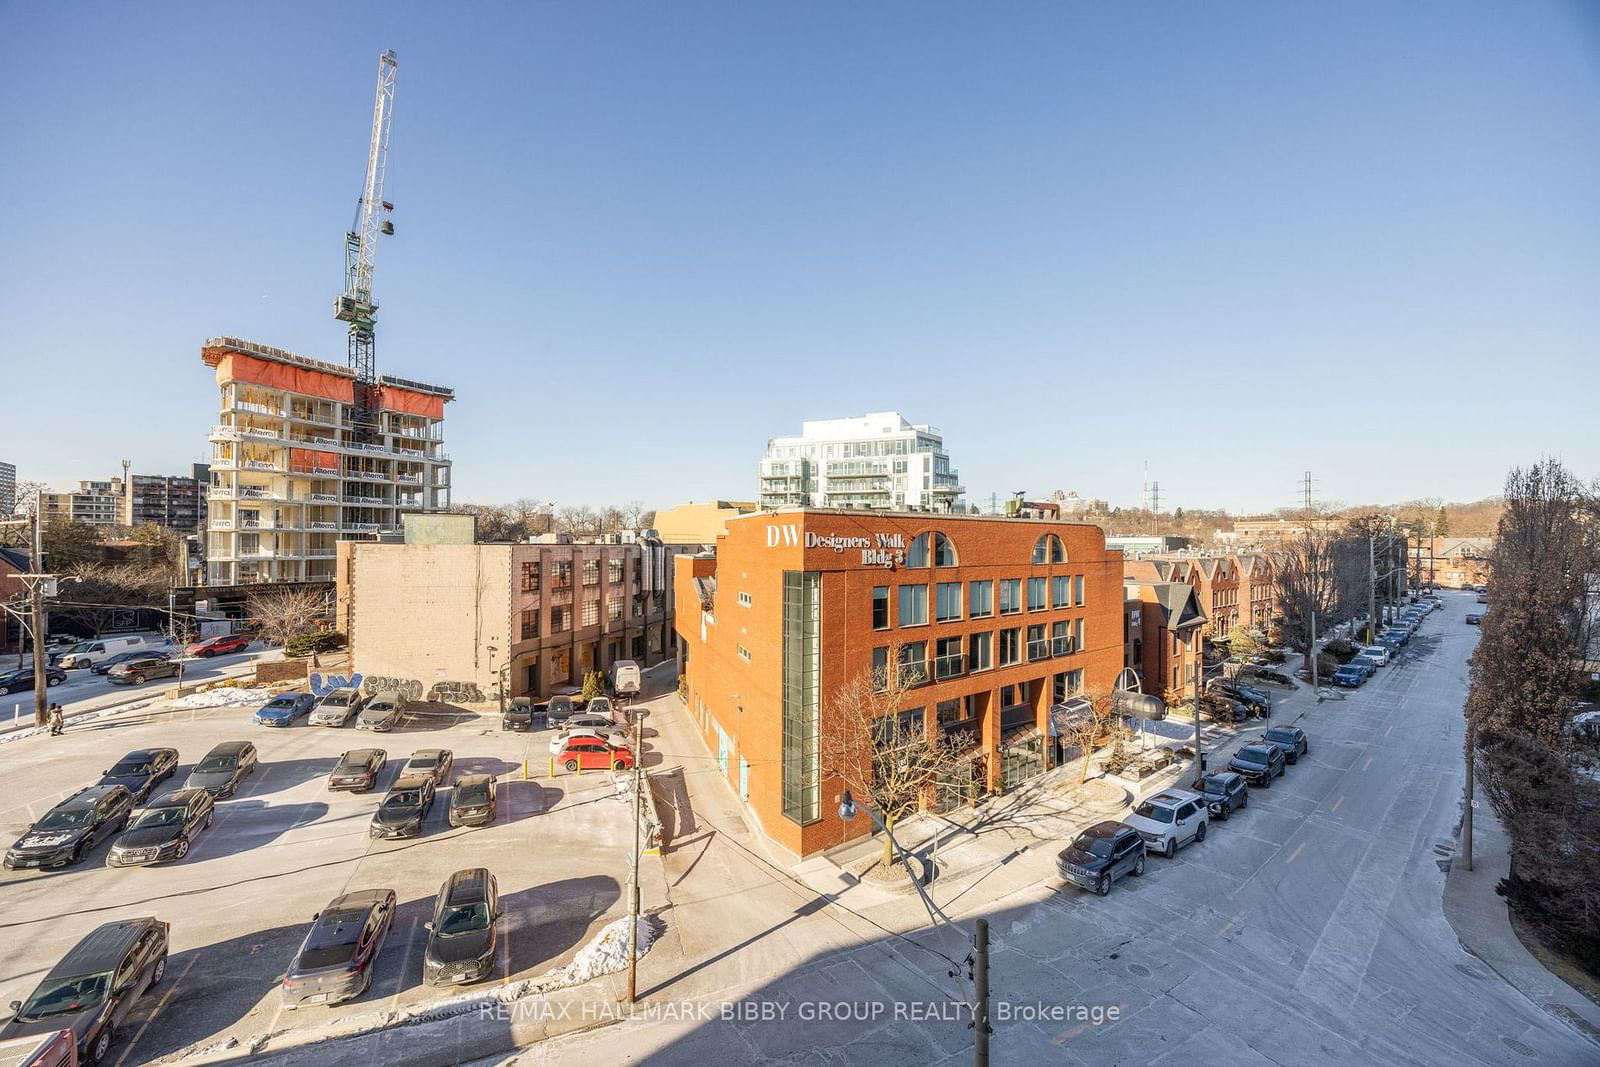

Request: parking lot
left=0, top=694, right=642, bottom=1065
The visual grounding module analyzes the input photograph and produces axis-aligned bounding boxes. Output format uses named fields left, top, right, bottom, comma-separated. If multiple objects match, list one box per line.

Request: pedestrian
left=47, top=702, right=64, bottom=736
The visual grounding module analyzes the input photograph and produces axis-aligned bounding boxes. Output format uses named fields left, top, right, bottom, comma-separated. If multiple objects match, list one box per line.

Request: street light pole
left=29, top=490, right=46, bottom=726
left=626, top=709, right=644, bottom=1003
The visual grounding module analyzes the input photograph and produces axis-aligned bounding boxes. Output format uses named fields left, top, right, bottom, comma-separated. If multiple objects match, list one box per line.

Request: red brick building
left=1125, top=550, right=1278, bottom=642
left=1123, top=579, right=1206, bottom=701
left=674, top=510, right=1125, bottom=860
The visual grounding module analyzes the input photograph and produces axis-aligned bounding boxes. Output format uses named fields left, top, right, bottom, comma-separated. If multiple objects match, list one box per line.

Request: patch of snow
left=0, top=699, right=157, bottom=745
left=172, top=687, right=273, bottom=709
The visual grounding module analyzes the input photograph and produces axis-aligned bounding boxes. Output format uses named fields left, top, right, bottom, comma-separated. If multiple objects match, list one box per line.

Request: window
left=737, top=644, right=752, bottom=663
left=1027, top=624, right=1049, bottom=661
left=936, top=698, right=965, bottom=727
left=999, top=627, right=1021, bottom=666
left=583, top=560, right=600, bottom=586
left=521, top=608, right=539, bottom=640
left=1061, top=668, right=1084, bottom=699
left=607, top=596, right=623, bottom=622
left=1052, top=620, right=1070, bottom=655
left=872, top=586, right=890, bottom=630
left=737, top=591, right=752, bottom=607
left=781, top=571, right=821, bottom=825
left=875, top=707, right=925, bottom=744
left=872, top=646, right=889, bottom=689
left=969, top=580, right=993, bottom=618
left=550, top=605, right=571, bottom=633
left=935, top=582, right=962, bottom=622
left=969, top=631, right=992, bottom=672
left=1074, top=574, right=1085, bottom=606
left=581, top=600, right=599, bottom=627
left=1053, top=576, right=1070, bottom=608
left=609, top=559, right=624, bottom=583
left=935, top=636, right=964, bottom=679
left=898, top=641, right=927, bottom=683
left=1028, top=577, right=1048, bottom=612
left=899, top=585, right=928, bottom=627
left=1032, top=533, right=1066, bottom=564
left=520, top=561, right=541, bottom=592
left=552, top=561, right=572, bottom=590
left=1076, top=618, right=1085, bottom=652
left=933, top=533, right=957, bottom=567
left=999, top=579, right=1021, bottom=615
left=907, top=533, right=930, bottom=567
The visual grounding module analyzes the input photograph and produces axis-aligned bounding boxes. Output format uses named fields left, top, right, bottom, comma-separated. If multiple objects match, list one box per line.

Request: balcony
left=210, top=424, right=280, bottom=442
left=310, top=492, right=340, bottom=503
left=342, top=494, right=387, bottom=505
left=210, top=519, right=234, bottom=530
left=396, top=473, right=423, bottom=484
left=934, top=654, right=965, bottom=681
left=309, top=521, right=338, bottom=530
left=243, top=460, right=283, bottom=473
left=345, top=522, right=381, bottom=532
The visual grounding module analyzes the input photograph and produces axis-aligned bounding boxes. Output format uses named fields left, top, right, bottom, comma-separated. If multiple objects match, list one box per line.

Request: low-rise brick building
left=1123, top=579, right=1206, bottom=701
left=673, top=509, right=1125, bottom=861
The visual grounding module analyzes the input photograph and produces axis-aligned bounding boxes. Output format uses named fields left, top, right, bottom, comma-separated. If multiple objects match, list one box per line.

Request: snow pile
left=0, top=699, right=158, bottom=746
left=172, top=686, right=274, bottom=709
left=167, top=916, right=663, bottom=1063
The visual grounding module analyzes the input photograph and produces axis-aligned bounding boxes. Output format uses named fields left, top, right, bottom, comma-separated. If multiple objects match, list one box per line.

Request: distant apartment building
left=42, top=480, right=123, bottom=525
left=1105, top=535, right=1193, bottom=556
left=1231, top=516, right=1341, bottom=544
left=201, top=336, right=453, bottom=586
left=0, top=462, right=14, bottom=517
left=652, top=501, right=756, bottom=546
left=337, top=531, right=691, bottom=703
left=121, top=465, right=210, bottom=532
left=758, top=412, right=964, bottom=512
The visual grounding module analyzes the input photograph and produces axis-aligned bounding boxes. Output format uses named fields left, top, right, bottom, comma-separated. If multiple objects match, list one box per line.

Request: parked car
left=0, top=917, right=169, bottom=1064
left=4, top=785, right=135, bottom=870
left=1475, top=593, right=1488, bottom=605
left=97, top=748, right=179, bottom=803
left=1358, top=645, right=1391, bottom=666
left=1250, top=669, right=1295, bottom=687
left=310, top=688, right=366, bottom=727
left=548, top=726, right=627, bottom=756
left=1055, top=821, right=1146, bottom=896
left=1382, top=627, right=1411, bottom=646
left=107, top=655, right=182, bottom=686
left=184, top=633, right=250, bottom=658
left=554, top=735, right=635, bottom=773
left=1262, top=725, right=1309, bottom=763
left=0, top=666, right=66, bottom=694
left=1124, top=790, right=1208, bottom=858
left=584, top=697, right=618, bottom=723
left=1209, top=678, right=1271, bottom=712
left=1465, top=613, right=1483, bottom=625
left=107, top=789, right=214, bottom=867
left=356, top=692, right=403, bottom=732
left=57, top=636, right=147, bottom=670
left=448, top=775, right=497, bottom=828
left=369, top=776, right=435, bottom=839
left=282, top=890, right=397, bottom=1009
left=1199, top=771, right=1249, bottom=820
left=1228, top=744, right=1287, bottom=786
left=545, top=695, right=576, bottom=725
left=401, top=749, right=454, bottom=788
left=0, top=1030, right=76, bottom=1067
left=1350, top=655, right=1383, bottom=677
left=610, top=659, right=641, bottom=699
left=423, top=868, right=501, bottom=986
left=91, top=648, right=172, bottom=675
left=183, top=740, right=258, bottom=798
left=254, top=691, right=317, bottom=727
left=500, top=701, right=535, bottom=732
left=328, top=749, right=387, bottom=792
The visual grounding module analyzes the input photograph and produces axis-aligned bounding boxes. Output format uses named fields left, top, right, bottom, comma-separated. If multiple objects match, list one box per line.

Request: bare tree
left=1056, top=688, right=1119, bottom=784
left=1274, top=531, right=1342, bottom=654
left=53, top=564, right=166, bottom=637
left=248, top=586, right=334, bottom=665
left=596, top=506, right=628, bottom=536
left=819, top=648, right=965, bottom=868
left=621, top=501, right=650, bottom=530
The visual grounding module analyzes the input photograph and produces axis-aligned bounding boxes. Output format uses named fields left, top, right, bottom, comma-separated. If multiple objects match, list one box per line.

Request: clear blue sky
left=3, top=2, right=1597, bottom=515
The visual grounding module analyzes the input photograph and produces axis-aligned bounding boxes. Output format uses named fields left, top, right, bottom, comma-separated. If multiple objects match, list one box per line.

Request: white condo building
left=758, top=412, right=964, bottom=511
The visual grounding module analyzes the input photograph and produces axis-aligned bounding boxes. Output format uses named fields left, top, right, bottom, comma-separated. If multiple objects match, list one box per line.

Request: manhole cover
left=1500, top=1037, right=1537, bottom=1058
left=1454, top=964, right=1486, bottom=979
left=1127, top=963, right=1151, bottom=977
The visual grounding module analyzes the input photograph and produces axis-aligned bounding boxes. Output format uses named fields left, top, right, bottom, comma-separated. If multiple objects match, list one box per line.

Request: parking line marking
left=1363, top=756, right=1373, bottom=771
left=1384, top=726, right=1392, bottom=737
left=392, top=915, right=421, bottom=1009
left=1286, top=842, right=1306, bottom=865
left=114, top=954, right=200, bottom=1067
left=1330, top=794, right=1344, bottom=814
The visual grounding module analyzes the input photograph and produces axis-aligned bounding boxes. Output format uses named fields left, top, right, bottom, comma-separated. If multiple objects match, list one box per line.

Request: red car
left=1465, top=613, right=1482, bottom=625
left=555, top=736, right=635, bottom=773
left=185, top=634, right=250, bottom=658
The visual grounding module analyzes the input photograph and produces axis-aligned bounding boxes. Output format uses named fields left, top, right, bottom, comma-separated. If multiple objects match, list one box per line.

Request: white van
left=58, top=635, right=147, bottom=669
left=611, top=659, right=641, bottom=697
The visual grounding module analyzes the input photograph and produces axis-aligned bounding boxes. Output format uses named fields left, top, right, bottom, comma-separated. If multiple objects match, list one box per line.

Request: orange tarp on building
left=288, top=449, right=340, bottom=473
left=379, top=386, right=445, bottom=419
left=205, top=351, right=355, bottom=405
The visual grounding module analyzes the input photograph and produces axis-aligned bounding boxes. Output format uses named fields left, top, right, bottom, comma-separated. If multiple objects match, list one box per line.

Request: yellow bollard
left=548, top=756, right=554, bottom=779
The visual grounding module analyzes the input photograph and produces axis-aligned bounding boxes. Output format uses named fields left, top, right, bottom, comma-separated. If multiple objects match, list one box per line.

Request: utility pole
left=974, top=917, right=990, bottom=1067
left=1308, top=610, right=1319, bottom=695
left=29, top=491, right=46, bottom=726
left=1190, top=633, right=1203, bottom=785
left=1368, top=534, right=1377, bottom=646
left=1462, top=720, right=1474, bottom=871
left=626, top=708, right=644, bottom=1004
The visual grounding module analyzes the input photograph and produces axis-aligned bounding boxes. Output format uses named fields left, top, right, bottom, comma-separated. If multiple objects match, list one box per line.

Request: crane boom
left=335, top=49, right=397, bottom=439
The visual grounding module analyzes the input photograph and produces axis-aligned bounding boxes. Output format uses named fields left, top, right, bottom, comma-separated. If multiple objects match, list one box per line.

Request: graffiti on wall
left=310, top=672, right=364, bottom=697
left=428, top=679, right=487, bottom=703
left=362, top=676, right=424, bottom=702
left=358, top=675, right=489, bottom=704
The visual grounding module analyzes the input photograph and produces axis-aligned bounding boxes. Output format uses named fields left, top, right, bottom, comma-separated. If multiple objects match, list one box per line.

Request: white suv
left=1360, top=645, right=1391, bottom=666
left=1125, top=790, right=1209, bottom=858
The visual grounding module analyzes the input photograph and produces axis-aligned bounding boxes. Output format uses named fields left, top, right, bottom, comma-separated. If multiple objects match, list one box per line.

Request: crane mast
left=335, top=49, right=397, bottom=440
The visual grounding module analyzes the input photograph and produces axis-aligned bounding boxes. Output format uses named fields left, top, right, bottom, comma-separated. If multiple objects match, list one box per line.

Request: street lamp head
left=838, top=789, right=857, bottom=823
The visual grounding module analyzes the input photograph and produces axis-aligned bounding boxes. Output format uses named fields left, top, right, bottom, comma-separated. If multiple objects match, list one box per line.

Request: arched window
left=933, top=532, right=958, bottom=567
left=907, top=532, right=930, bottom=567
left=1032, top=533, right=1066, bottom=565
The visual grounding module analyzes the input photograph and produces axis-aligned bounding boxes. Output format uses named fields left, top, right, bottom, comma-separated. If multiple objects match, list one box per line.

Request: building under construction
left=202, top=336, right=452, bottom=586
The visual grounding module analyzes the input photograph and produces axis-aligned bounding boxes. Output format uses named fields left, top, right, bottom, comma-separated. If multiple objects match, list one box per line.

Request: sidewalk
left=1443, top=797, right=1600, bottom=1043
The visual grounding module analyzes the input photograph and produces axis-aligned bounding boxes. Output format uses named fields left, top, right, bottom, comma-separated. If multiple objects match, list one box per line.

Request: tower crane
left=334, top=49, right=398, bottom=439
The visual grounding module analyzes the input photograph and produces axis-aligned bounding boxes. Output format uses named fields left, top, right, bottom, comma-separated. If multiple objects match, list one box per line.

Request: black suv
left=108, top=789, right=215, bottom=867
left=1209, top=678, right=1271, bottom=713
left=369, top=776, right=435, bottom=839
left=1261, top=725, right=1309, bottom=763
left=0, top=916, right=169, bottom=1064
left=423, top=868, right=501, bottom=985
left=1056, top=821, right=1146, bottom=896
left=183, top=740, right=258, bottom=798
left=545, top=695, right=576, bottom=725
left=448, top=774, right=497, bottom=828
left=328, top=749, right=388, bottom=792
left=1228, top=744, right=1286, bottom=786
left=98, top=748, right=180, bottom=803
left=5, top=785, right=135, bottom=870
left=1199, top=771, right=1249, bottom=819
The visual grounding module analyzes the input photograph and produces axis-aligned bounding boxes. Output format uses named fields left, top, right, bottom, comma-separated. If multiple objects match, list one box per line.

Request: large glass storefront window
left=781, top=571, right=821, bottom=824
